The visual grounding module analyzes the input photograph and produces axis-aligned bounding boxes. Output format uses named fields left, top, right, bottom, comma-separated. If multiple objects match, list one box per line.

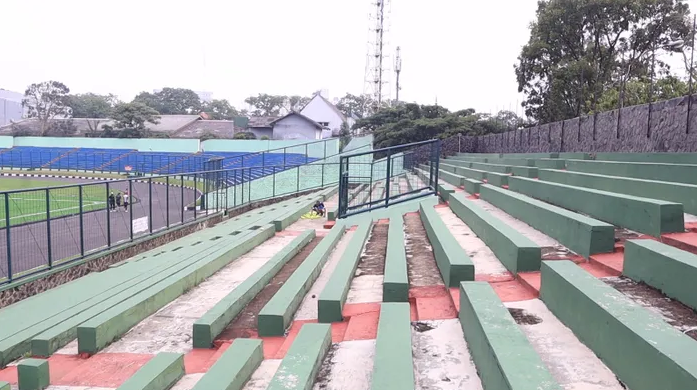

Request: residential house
left=270, top=112, right=330, bottom=140
left=246, top=116, right=277, bottom=139
left=300, top=93, right=351, bottom=136
left=0, top=89, right=24, bottom=126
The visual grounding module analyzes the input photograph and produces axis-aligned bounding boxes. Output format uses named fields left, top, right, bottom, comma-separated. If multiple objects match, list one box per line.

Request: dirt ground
left=219, top=237, right=323, bottom=339
left=404, top=214, right=444, bottom=287
left=508, top=308, right=543, bottom=325
left=614, top=227, right=642, bottom=244
left=603, top=276, right=697, bottom=341
left=356, top=225, right=387, bottom=276
left=313, top=344, right=340, bottom=389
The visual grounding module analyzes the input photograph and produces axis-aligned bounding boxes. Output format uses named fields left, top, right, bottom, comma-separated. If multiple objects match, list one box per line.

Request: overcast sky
left=2, top=0, right=697, bottom=115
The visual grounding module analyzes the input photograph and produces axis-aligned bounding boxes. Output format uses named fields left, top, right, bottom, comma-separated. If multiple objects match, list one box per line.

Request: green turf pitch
left=0, top=178, right=116, bottom=227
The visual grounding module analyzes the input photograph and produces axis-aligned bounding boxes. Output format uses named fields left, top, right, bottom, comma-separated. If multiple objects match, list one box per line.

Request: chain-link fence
left=0, top=163, right=340, bottom=285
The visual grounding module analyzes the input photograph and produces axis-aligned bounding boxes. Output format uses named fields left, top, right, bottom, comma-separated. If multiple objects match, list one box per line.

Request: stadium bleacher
left=0, top=146, right=319, bottom=185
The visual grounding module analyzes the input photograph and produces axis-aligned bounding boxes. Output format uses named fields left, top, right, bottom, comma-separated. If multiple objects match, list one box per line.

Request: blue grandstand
left=0, top=146, right=320, bottom=186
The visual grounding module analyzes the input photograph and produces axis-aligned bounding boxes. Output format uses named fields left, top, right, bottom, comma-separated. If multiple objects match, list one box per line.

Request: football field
left=0, top=178, right=111, bottom=227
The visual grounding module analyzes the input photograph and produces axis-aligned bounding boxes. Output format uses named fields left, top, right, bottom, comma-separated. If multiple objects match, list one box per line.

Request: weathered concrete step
left=190, top=339, right=263, bottom=390
left=257, top=225, right=346, bottom=337
left=566, top=159, right=697, bottom=186
left=18, top=358, right=49, bottom=390
left=624, top=239, right=697, bottom=311
left=420, top=202, right=474, bottom=286
left=192, top=230, right=315, bottom=347
left=459, top=282, right=561, bottom=390
left=479, top=184, right=615, bottom=258
left=594, top=152, right=697, bottom=164
left=76, top=226, right=275, bottom=354
left=539, top=168, right=697, bottom=215
left=318, top=223, right=372, bottom=323
left=371, top=303, right=415, bottom=390
left=383, top=218, right=409, bottom=302
left=415, top=168, right=456, bottom=201
left=540, top=260, right=697, bottom=390
left=448, top=193, right=541, bottom=274
left=508, top=176, right=684, bottom=237
left=116, top=352, right=184, bottom=390
left=266, top=323, right=331, bottom=390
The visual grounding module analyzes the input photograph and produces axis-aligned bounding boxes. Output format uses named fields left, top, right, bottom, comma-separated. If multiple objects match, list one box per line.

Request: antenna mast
left=395, top=46, right=402, bottom=103
left=364, top=0, right=391, bottom=113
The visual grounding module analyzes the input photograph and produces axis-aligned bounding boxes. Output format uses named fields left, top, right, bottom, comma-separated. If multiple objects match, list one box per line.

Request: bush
left=233, top=132, right=257, bottom=140
left=260, top=135, right=270, bottom=140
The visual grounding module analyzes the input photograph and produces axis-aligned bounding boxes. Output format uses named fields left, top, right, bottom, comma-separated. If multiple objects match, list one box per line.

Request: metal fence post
left=129, top=180, right=134, bottom=241
left=273, top=168, right=276, bottom=198
left=434, top=141, right=441, bottom=192
left=148, top=178, right=153, bottom=234
left=106, top=182, right=111, bottom=248
left=166, top=176, right=170, bottom=228
left=45, top=188, right=52, bottom=268
left=194, top=174, right=198, bottom=220
left=296, top=166, right=300, bottom=193
left=180, top=175, right=185, bottom=224
left=385, top=151, right=392, bottom=207
left=4, top=193, right=11, bottom=282
left=79, top=186, right=85, bottom=257
left=321, top=164, right=325, bottom=188
left=305, top=144, right=308, bottom=164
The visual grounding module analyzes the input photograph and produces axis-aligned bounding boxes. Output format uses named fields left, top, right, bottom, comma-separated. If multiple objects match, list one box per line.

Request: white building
left=300, top=93, right=354, bottom=136
left=0, top=89, right=24, bottom=126
left=270, top=112, right=331, bottom=140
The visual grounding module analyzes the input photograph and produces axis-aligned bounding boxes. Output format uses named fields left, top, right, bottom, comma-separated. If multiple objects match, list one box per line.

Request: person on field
left=115, top=192, right=122, bottom=208
left=123, top=191, right=130, bottom=211
left=108, top=192, right=116, bottom=211
left=312, top=201, right=325, bottom=217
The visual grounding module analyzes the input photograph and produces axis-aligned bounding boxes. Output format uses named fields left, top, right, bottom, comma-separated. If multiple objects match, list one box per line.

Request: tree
left=336, top=93, right=374, bottom=119
left=233, top=132, right=257, bottom=140
left=244, top=94, right=286, bottom=116
left=286, top=95, right=312, bottom=112
left=595, top=75, right=688, bottom=111
left=515, top=0, right=692, bottom=122
left=134, top=88, right=203, bottom=115
left=68, top=93, right=119, bottom=133
left=202, top=99, right=239, bottom=120
left=339, top=121, right=351, bottom=150
left=22, top=81, right=71, bottom=136
left=105, top=102, right=160, bottom=138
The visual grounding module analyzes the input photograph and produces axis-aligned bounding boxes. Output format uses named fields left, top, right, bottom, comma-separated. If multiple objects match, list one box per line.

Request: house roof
left=0, top=118, right=115, bottom=136
left=269, top=111, right=324, bottom=129
left=146, top=115, right=201, bottom=133
left=301, top=93, right=347, bottom=122
left=174, top=120, right=242, bottom=139
left=247, top=116, right=278, bottom=128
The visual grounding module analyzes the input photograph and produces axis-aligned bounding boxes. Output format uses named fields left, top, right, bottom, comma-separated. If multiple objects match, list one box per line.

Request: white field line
left=6, top=200, right=105, bottom=220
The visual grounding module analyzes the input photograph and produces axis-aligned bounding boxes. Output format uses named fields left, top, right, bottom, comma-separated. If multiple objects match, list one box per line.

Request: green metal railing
left=0, top=163, right=340, bottom=285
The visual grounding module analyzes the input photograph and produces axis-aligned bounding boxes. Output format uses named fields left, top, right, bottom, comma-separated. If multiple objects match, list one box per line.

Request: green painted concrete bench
left=437, top=168, right=466, bottom=187
left=415, top=168, right=456, bottom=200
left=267, top=323, right=332, bottom=390
left=594, top=152, right=697, bottom=164
left=463, top=178, right=482, bottom=194
left=448, top=193, right=541, bottom=273
left=483, top=171, right=509, bottom=187
left=566, top=159, right=697, bottom=185
left=371, top=303, right=415, bottom=390
left=76, top=226, right=275, bottom=354
left=501, top=152, right=560, bottom=158
left=441, top=159, right=473, bottom=168
left=508, top=176, right=684, bottom=237
left=459, top=282, right=561, bottom=390
left=446, top=155, right=488, bottom=163
left=469, top=162, right=512, bottom=174
left=624, top=240, right=697, bottom=311
left=192, top=230, right=314, bottom=347
left=383, top=218, right=409, bottom=302
left=440, top=164, right=488, bottom=181
left=17, top=358, right=49, bottom=390
left=541, top=260, right=697, bottom=390
left=0, top=381, right=8, bottom=390
left=117, top=352, right=184, bottom=390
left=558, top=152, right=590, bottom=159
left=26, top=229, right=267, bottom=362
left=318, top=223, right=373, bottom=323
left=489, top=157, right=536, bottom=167
left=274, top=196, right=322, bottom=231
left=533, top=159, right=566, bottom=169
left=420, top=203, right=474, bottom=286
left=258, top=225, right=346, bottom=336
left=479, top=184, right=614, bottom=258
left=509, top=165, right=538, bottom=178
left=191, top=339, right=263, bottom=390
left=539, top=169, right=697, bottom=215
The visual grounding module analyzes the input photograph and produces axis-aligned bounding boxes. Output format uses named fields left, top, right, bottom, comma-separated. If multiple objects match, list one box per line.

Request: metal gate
left=338, top=139, right=440, bottom=218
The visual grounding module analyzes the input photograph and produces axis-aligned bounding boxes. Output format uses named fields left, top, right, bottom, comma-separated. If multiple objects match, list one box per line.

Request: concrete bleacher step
left=383, top=218, right=409, bottom=302
left=448, top=193, right=541, bottom=274
left=459, top=281, right=562, bottom=390
left=623, top=240, right=697, bottom=311
left=190, top=339, right=263, bottom=390
left=371, top=303, right=415, bottom=390
left=317, top=222, right=372, bottom=323
left=566, top=159, right=697, bottom=186
left=96, top=150, right=137, bottom=171
left=257, top=224, right=346, bottom=336
left=479, top=184, right=615, bottom=258
left=40, top=147, right=79, bottom=169
left=266, top=323, right=331, bottom=390
left=116, top=352, right=184, bottom=390
left=508, top=176, right=685, bottom=237
left=539, top=168, right=697, bottom=215
left=192, top=230, right=315, bottom=347
left=420, top=202, right=475, bottom=286
left=540, top=260, right=697, bottom=390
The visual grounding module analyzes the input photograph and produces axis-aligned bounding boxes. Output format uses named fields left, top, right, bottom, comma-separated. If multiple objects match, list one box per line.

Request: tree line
left=11, top=82, right=379, bottom=138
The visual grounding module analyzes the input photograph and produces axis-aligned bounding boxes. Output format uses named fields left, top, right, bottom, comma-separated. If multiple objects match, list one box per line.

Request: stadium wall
left=12, top=137, right=200, bottom=153
left=474, top=94, right=697, bottom=153
left=0, top=136, right=12, bottom=148
left=201, top=138, right=339, bottom=158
